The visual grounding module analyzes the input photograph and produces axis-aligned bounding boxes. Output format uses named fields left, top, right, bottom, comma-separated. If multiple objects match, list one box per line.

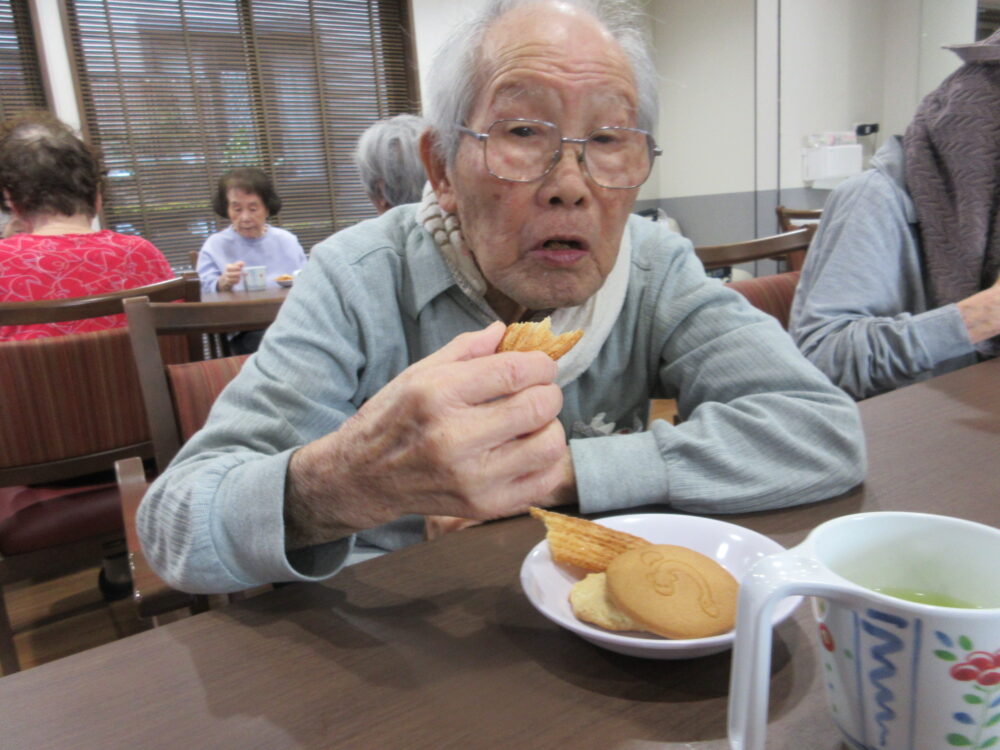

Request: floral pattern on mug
left=934, top=631, right=1000, bottom=748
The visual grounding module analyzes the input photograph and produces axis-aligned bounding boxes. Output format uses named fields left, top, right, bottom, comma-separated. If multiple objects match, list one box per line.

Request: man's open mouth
left=542, top=238, right=584, bottom=250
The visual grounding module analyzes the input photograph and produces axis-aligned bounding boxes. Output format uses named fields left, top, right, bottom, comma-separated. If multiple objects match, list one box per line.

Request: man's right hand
left=283, top=322, right=569, bottom=549
left=217, top=260, right=245, bottom=292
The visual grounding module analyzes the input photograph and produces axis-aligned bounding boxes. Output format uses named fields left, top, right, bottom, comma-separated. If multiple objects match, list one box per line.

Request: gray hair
left=354, top=113, right=429, bottom=208
left=424, top=0, right=658, bottom=165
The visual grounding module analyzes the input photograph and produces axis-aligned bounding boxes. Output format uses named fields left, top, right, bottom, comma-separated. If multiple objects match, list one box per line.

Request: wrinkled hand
left=217, top=260, right=245, bottom=292
left=285, top=322, right=572, bottom=549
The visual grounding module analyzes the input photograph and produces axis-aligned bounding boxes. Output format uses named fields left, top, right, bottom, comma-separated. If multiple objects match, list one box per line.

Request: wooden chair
left=0, top=277, right=198, bottom=674
left=188, top=250, right=200, bottom=270
left=775, top=206, right=822, bottom=271
left=118, top=295, right=283, bottom=619
left=695, top=227, right=814, bottom=272
left=775, top=205, right=822, bottom=233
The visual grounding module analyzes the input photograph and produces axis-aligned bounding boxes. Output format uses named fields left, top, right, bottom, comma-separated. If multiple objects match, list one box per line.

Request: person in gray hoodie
left=789, top=31, right=1000, bottom=400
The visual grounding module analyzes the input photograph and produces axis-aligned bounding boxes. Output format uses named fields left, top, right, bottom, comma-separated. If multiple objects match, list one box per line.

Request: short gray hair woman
left=354, top=113, right=429, bottom=214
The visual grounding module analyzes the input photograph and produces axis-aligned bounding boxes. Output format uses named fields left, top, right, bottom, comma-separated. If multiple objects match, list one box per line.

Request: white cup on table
left=242, top=265, right=266, bottom=291
left=728, top=511, right=1000, bottom=750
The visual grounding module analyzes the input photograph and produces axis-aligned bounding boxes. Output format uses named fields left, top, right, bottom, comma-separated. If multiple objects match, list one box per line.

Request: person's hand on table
left=284, top=322, right=573, bottom=549
left=217, top=260, right=245, bottom=292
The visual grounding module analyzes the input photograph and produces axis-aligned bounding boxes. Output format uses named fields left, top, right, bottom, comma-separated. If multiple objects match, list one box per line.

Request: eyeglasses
left=458, top=118, right=662, bottom=190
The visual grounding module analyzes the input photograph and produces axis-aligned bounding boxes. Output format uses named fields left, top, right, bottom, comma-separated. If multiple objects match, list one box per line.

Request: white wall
left=919, top=0, right=977, bottom=99
left=779, top=0, right=885, bottom=189
left=411, top=0, right=484, bottom=102
left=880, top=0, right=923, bottom=140
left=653, top=0, right=757, bottom=199
left=878, top=0, right=974, bottom=142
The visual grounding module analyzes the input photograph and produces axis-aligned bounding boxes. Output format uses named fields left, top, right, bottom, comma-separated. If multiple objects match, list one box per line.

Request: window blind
left=65, top=0, right=417, bottom=266
left=0, top=0, right=47, bottom=119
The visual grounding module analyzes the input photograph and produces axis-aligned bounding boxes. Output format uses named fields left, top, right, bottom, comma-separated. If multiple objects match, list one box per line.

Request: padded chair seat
left=0, top=484, right=123, bottom=556
left=726, top=271, right=801, bottom=329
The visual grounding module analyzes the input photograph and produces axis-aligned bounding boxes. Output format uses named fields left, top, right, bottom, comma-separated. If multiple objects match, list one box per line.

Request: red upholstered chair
left=119, top=295, right=282, bottom=619
left=0, top=277, right=197, bottom=674
left=726, top=270, right=802, bottom=330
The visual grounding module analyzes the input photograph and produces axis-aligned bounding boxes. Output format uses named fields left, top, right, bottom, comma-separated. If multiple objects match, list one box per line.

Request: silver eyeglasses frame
left=458, top=118, right=663, bottom=190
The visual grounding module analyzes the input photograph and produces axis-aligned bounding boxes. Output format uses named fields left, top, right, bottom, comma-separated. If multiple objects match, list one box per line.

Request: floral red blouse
left=0, top=230, right=175, bottom=340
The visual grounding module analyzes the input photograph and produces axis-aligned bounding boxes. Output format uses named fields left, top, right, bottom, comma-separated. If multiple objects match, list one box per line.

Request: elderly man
left=139, top=0, right=865, bottom=593
left=354, top=113, right=429, bottom=213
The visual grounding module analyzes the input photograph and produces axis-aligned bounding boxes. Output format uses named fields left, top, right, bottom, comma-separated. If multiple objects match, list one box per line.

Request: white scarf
left=416, top=183, right=630, bottom=387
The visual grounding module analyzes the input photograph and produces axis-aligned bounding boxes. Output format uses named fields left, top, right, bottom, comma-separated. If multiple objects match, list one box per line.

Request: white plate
left=519, top=513, right=801, bottom=659
left=275, top=278, right=294, bottom=288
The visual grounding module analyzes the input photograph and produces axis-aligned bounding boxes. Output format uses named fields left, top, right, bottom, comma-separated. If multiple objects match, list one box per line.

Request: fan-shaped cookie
left=530, top=507, right=650, bottom=572
left=497, top=317, right=583, bottom=360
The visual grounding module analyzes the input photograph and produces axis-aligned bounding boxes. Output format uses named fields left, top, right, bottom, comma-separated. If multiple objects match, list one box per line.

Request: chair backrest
left=0, top=278, right=200, bottom=487
left=188, top=250, right=200, bottom=270
left=726, top=270, right=801, bottom=330
left=124, top=296, right=284, bottom=470
left=775, top=205, right=822, bottom=233
left=695, top=227, right=813, bottom=271
left=0, top=276, right=199, bottom=326
left=774, top=207, right=821, bottom=271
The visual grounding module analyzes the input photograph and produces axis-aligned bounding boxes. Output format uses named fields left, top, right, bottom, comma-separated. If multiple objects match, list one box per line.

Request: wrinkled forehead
left=487, top=81, right=636, bottom=118
left=471, top=4, right=638, bottom=118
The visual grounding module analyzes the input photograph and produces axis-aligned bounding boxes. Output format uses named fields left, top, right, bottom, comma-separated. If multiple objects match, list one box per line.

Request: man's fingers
left=405, top=322, right=558, bottom=405
left=450, top=351, right=559, bottom=405
left=481, top=418, right=567, bottom=481
left=448, top=382, right=563, bottom=448
left=413, top=322, right=506, bottom=369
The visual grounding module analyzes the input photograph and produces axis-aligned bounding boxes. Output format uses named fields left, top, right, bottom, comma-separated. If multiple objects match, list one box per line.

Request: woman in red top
left=0, top=110, right=175, bottom=340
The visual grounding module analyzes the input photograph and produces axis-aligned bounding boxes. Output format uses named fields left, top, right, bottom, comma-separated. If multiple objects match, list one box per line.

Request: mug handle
left=727, top=547, right=859, bottom=750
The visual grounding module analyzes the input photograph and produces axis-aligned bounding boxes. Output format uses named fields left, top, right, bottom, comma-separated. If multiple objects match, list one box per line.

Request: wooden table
left=200, top=285, right=291, bottom=304
left=2, top=359, right=998, bottom=749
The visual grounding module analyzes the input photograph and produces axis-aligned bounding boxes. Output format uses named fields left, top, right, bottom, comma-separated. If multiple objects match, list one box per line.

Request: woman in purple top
left=196, top=168, right=306, bottom=352
left=196, top=167, right=306, bottom=296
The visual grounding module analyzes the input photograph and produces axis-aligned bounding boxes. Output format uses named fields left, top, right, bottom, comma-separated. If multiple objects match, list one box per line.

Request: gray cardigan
left=789, top=137, right=978, bottom=400
left=139, top=207, right=865, bottom=593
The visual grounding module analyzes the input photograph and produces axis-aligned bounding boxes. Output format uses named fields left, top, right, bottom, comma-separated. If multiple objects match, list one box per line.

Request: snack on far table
left=275, top=274, right=293, bottom=282
left=497, top=317, right=583, bottom=360
left=529, top=507, right=650, bottom=572
left=605, top=545, right=738, bottom=639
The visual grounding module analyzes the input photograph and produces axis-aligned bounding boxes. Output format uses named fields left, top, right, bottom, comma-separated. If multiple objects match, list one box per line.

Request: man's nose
left=538, top=143, right=589, bottom=206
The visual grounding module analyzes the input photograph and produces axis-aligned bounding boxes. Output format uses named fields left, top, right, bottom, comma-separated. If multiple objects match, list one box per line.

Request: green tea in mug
left=872, top=586, right=982, bottom=608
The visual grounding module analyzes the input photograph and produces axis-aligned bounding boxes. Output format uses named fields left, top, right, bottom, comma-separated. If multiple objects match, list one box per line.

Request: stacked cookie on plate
left=530, top=508, right=738, bottom=639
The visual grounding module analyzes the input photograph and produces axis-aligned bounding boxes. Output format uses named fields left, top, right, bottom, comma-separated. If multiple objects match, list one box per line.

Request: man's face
left=431, top=3, right=641, bottom=321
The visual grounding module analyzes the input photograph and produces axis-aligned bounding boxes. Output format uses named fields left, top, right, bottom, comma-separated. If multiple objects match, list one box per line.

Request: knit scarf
left=416, top=182, right=630, bottom=386
left=904, top=29, right=1000, bottom=356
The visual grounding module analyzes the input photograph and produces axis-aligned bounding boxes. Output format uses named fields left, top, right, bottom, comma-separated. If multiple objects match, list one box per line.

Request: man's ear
left=420, top=130, right=457, bottom=214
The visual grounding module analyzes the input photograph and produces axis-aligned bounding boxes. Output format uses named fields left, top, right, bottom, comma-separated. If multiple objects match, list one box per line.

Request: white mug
left=243, top=265, right=266, bottom=291
left=728, top=512, right=1000, bottom=750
